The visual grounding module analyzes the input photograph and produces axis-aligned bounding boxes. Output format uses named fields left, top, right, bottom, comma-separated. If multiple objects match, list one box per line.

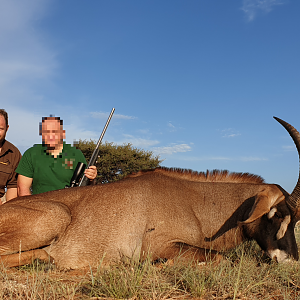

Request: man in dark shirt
left=0, top=109, right=21, bottom=203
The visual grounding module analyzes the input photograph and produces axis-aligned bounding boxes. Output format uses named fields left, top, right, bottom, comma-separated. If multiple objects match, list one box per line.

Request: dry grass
left=0, top=228, right=300, bottom=299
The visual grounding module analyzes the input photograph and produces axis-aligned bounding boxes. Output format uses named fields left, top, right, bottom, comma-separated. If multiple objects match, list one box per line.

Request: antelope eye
left=275, top=212, right=282, bottom=219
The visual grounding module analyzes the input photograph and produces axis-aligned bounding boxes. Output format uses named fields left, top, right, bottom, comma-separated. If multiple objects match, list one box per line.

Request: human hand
left=84, top=165, right=97, bottom=180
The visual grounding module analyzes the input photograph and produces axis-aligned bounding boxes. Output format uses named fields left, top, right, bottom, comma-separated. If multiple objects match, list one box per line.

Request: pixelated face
left=41, top=119, right=65, bottom=149
left=0, top=115, right=8, bottom=144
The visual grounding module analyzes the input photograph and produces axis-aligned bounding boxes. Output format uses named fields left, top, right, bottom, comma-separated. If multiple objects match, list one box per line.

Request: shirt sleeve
left=15, top=148, right=34, bottom=178
left=6, top=148, right=22, bottom=189
left=77, top=149, right=87, bottom=165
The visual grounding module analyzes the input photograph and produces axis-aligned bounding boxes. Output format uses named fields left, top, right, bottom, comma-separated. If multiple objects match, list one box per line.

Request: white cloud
left=0, top=0, right=46, bottom=32
left=91, top=111, right=136, bottom=120
left=167, top=121, right=177, bottom=132
left=241, top=0, right=287, bottom=21
left=152, top=144, right=192, bottom=155
left=112, top=134, right=160, bottom=148
left=64, top=126, right=99, bottom=145
left=182, top=156, right=267, bottom=162
left=137, top=129, right=150, bottom=135
left=219, top=128, right=241, bottom=138
left=167, top=122, right=176, bottom=132
left=223, top=133, right=241, bottom=138
left=0, top=0, right=56, bottom=90
left=239, top=156, right=268, bottom=161
left=282, top=145, right=296, bottom=152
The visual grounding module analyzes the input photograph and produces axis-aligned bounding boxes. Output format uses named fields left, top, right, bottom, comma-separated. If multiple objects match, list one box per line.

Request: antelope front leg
left=153, top=242, right=222, bottom=265
left=0, top=249, right=54, bottom=268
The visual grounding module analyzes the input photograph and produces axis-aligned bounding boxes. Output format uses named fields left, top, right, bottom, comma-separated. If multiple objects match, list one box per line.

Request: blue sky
left=1, top=0, right=300, bottom=192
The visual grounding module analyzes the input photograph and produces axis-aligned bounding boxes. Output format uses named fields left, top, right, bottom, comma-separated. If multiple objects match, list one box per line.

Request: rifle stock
left=79, top=108, right=115, bottom=187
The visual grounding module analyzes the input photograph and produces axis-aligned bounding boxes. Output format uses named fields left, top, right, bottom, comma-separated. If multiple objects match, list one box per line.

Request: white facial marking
left=268, top=207, right=277, bottom=219
left=276, top=215, right=291, bottom=240
left=268, top=249, right=290, bottom=263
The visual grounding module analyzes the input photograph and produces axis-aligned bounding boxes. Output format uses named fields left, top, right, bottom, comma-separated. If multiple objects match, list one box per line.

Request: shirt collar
left=42, top=141, right=68, bottom=157
left=0, top=140, right=12, bottom=156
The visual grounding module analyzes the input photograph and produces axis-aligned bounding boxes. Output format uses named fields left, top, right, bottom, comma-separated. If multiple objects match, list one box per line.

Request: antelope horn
left=274, top=117, right=300, bottom=213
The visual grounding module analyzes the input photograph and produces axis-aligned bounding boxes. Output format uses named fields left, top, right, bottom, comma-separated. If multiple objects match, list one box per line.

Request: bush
left=75, top=140, right=162, bottom=183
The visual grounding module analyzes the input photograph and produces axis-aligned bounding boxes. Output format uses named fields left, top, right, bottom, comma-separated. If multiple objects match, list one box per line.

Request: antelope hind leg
left=0, top=200, right=71, bottom=267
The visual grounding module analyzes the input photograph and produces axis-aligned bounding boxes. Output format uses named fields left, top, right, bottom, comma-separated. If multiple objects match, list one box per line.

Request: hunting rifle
left=66, top=108, right=115, bottom=188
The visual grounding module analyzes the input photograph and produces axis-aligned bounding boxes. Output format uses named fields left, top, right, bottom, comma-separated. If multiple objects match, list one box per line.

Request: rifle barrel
left=79, top=108, right=115, bottom=186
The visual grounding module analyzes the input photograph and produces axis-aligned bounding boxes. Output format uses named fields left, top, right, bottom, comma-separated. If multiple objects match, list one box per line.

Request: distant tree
left=75, top=140, right=162, bottom=183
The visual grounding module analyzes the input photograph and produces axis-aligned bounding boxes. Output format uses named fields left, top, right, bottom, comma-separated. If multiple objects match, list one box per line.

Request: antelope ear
left=241, top=192, right=285, bottom=224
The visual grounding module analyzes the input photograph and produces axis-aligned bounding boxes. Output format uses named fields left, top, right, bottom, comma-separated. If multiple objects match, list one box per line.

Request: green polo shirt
left=16, top=143, right=87, bottom=194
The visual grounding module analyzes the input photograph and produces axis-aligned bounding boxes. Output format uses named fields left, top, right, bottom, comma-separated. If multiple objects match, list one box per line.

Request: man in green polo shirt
left=16, top=116, right=97, bottom=195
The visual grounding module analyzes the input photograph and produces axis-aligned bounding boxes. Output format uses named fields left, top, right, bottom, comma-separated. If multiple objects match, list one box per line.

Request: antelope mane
left=128, top=167, right=265, bottom=184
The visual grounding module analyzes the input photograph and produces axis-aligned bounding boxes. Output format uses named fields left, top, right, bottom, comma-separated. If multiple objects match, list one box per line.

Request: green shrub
left=75, top=140, right=162, bottom=183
